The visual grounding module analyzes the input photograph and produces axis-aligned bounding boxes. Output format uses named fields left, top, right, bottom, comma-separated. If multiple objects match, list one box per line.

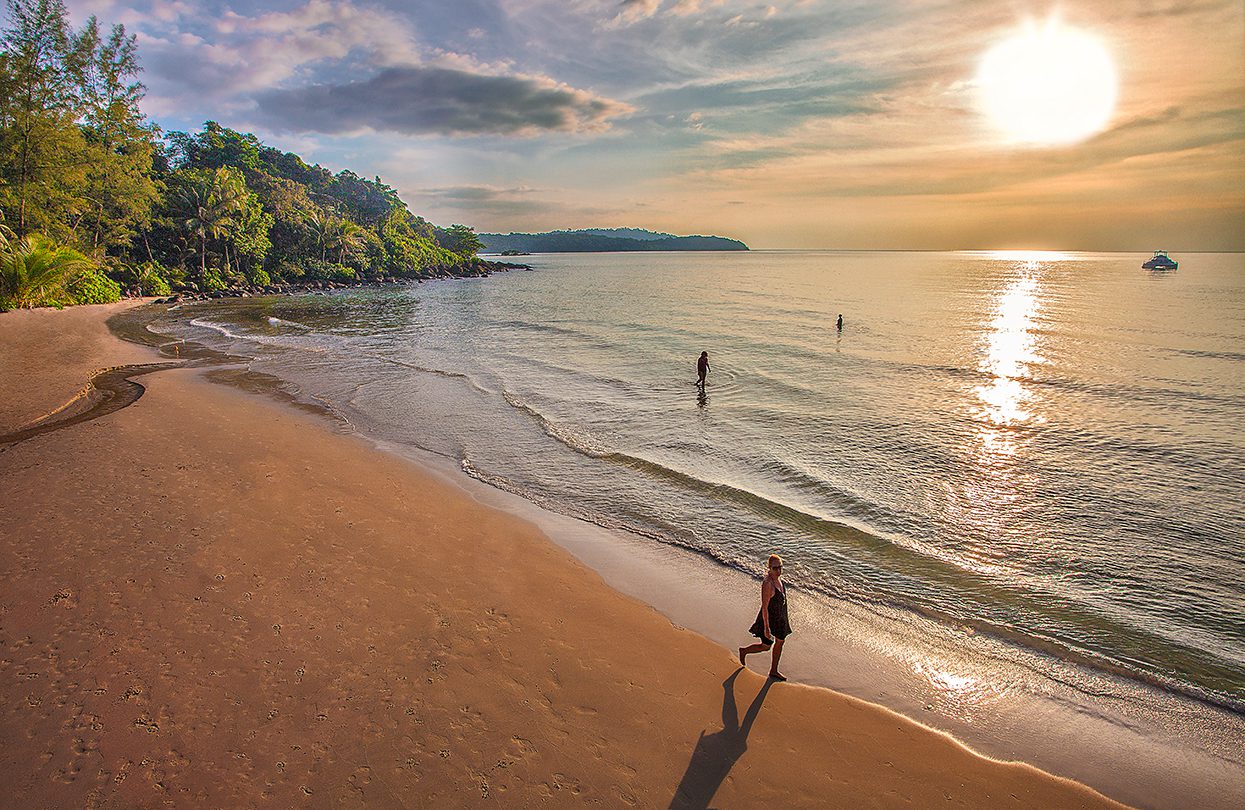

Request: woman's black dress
left=749, top=580, right=791, bottom=642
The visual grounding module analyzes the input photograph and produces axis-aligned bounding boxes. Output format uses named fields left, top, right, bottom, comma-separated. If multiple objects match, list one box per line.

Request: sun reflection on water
left=981, top=249, right=1071, bottom=263
left=942, top=260, right=1050, bottom=575
left=974, top=262, right=1047, bottom=453
left=911, top=658, right=1000, bottom=717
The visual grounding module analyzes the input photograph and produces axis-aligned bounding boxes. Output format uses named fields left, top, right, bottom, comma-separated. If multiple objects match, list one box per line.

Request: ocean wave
left=358, top=352, right=491, bottom=395
left=189, top=317, right=330, bottom=355
left=1172, top=347, right=1245, bottom=363
left=499, top=389, right=613, bottom=457
left=267, top=316, right=312, bottom=330
left=189, top=317, right=247, bottom=341
left=194, top=314, right=492, bottom=397
left=491, top=318, right=616, bottom=350
left=874, top=356, right=1245, bottom=411
left=458, top=446, right=1245, bottom=715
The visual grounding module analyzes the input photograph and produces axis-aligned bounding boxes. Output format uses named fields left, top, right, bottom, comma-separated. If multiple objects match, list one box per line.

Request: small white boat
left=1142, top=250, right=1178, bottom=270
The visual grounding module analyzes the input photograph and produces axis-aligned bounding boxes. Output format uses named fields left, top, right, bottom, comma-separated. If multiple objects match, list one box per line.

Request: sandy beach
left=0, top=302, right=1131, bottom=808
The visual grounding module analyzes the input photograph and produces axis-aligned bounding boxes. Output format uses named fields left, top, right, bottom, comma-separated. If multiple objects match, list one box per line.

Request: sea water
left=140, top=250, right=1245, bottom=805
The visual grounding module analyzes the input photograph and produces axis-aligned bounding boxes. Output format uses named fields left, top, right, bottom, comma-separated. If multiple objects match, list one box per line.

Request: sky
left=65, top=0, right=1245, bottom=250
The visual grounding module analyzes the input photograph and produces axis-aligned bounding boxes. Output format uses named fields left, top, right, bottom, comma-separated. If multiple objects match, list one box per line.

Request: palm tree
left=0, top=232, right=96, bottom=309
left=172, top=168, right=246, bottom=282
left=328, top=218, right=364, bottom=265
left=306, top=213, right=364, bottom=264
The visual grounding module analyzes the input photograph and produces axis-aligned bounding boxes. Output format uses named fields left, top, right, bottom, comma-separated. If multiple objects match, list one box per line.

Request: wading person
left=738, top=554, right=791, bottom=681
left=696, top=351, right=710, bottom=388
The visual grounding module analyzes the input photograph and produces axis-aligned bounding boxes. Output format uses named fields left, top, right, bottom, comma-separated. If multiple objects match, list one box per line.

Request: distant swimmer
left=696, top=351, right=710, bottom=388
left=836, top=314, right=843, bottom=332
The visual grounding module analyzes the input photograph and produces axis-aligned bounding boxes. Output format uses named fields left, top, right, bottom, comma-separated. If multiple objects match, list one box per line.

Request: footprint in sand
left=133, top=716, right=159, bottom=733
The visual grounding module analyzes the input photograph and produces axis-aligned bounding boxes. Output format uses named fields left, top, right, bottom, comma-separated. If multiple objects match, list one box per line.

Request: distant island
left=479, top=228, right=749, bottom=253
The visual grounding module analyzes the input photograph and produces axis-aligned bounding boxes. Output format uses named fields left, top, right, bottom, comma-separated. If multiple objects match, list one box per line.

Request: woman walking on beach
left=739, top=554, right=791, bottom=681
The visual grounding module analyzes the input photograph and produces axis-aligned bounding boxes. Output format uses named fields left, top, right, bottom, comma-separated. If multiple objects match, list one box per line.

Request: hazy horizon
left=66, top=0, right=1245, bottom=251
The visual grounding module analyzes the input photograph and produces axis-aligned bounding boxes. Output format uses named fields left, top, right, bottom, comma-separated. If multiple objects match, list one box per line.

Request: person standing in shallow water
left=739, top=554, right=791, bottom=681
left=836, top=313, right=843, bottom=332
left=696, top=351, right=710, bottom=388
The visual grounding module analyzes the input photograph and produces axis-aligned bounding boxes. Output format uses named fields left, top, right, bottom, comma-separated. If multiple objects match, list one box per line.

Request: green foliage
left=300, top=258, right=356, bottom=281
left=65, top=262, right=119, bottom=303
left=307, top=212, right=364, bottom=264
left=0, top=230, right=93, bottom=308
left=380, top=209, right=463, bottom=277
left=117, top=259, right=172, bottom=295
left=168, top=165, right=248, bottom=282
left=201, top=266, right=225, bottom=291
left=321, top=168, right=402, bottom=226
left=2, top=7, right=488, bottom=306
left=141, top=121, right=483, bottom=285
left=181, top=121, right=263, bottom=172
left=0, top=0, right=157, bottom=251
left=76, top=17, right=159, bottom=253
left=247, top=265, right=270, bottom=287
left=437, top=223, right=484, bottom=258
left=228, top=192, right=272, bottom=273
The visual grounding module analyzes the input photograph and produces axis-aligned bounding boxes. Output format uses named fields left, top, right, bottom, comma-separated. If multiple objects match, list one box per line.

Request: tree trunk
left=16, top=85, right=33, bottom=238
left=93, top=200, right=104, bottom=251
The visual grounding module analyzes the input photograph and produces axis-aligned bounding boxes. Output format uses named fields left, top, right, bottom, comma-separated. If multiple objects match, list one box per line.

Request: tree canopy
left=0, top=0, right=486, bottom=309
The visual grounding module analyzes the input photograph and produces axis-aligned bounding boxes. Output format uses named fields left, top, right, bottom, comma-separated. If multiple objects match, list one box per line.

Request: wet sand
left=0, top=302, right=1130, bottom=807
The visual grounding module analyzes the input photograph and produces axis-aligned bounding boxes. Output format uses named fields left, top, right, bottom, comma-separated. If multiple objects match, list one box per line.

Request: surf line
left=0, top=362, right=182, bottom=448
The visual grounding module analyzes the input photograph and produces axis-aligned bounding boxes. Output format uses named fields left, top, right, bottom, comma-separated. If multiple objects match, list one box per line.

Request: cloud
left=254, top=65, right=633, bottom=136
left=670, top=0, right=721, bottom=16
left=419, top=185, right=542, bottom=202
left=412, top=184, right=550, bottom=216
left=62, top=0, right=1245, bottom=249
left=129, top=0, right=425, bottom=116
left=611, top=0, right=662, bottom=26
left=1135, top=0, right=1236, bottom=18
left=607, top=0, right=727, bottom=26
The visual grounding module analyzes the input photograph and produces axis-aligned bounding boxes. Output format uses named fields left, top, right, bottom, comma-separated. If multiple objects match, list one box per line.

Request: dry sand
left=0, top=302, right=1132, bottom=808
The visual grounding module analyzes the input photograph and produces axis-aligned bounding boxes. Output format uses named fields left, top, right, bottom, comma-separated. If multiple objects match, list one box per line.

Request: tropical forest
left=0, top=0, right=491, bottom=311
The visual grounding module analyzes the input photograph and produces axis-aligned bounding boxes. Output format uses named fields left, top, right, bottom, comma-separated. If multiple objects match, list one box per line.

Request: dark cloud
left=254, top=66, right=632, bottom=136
left=1136, top=0, right=1235, bottom=19
left=419, top=185, right=539, bottom=201
left=414, top=185, right=549, bottom=216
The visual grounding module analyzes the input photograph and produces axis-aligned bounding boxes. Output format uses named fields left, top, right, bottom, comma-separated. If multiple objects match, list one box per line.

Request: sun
left=976, top=17, right=1117, bottom=146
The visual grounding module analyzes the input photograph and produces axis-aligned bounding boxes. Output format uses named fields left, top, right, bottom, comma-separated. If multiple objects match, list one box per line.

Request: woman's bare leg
left=769, top=639, right=785, bottom=680
left=738, top=642, right=772, bottom=666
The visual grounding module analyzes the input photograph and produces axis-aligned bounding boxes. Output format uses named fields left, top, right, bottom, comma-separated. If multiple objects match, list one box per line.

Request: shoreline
left=351, top=394, right=1245, bottom=810
left=118, top=291, right=1245, bottom=808
left=0, top=300, right=1165, bottom=807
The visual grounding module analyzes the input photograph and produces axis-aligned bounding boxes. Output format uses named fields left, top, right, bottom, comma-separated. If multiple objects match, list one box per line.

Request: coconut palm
left=0, top=233, right=96, bottom=309
left=171, top=168, right=247, bottom=281
left=306, top=213, right=365, bottom=264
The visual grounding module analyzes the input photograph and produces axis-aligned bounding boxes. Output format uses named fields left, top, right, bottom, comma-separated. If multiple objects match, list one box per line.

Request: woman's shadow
left=669, top=668, right=774, bottom=809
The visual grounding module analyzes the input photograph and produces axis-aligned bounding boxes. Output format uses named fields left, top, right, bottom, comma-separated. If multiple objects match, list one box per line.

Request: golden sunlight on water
left=974, top=261, right=1047, bottom=451
left=941, top=259, right=1052, bottom=578
left=911, top=658, right=1002, bottom=717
